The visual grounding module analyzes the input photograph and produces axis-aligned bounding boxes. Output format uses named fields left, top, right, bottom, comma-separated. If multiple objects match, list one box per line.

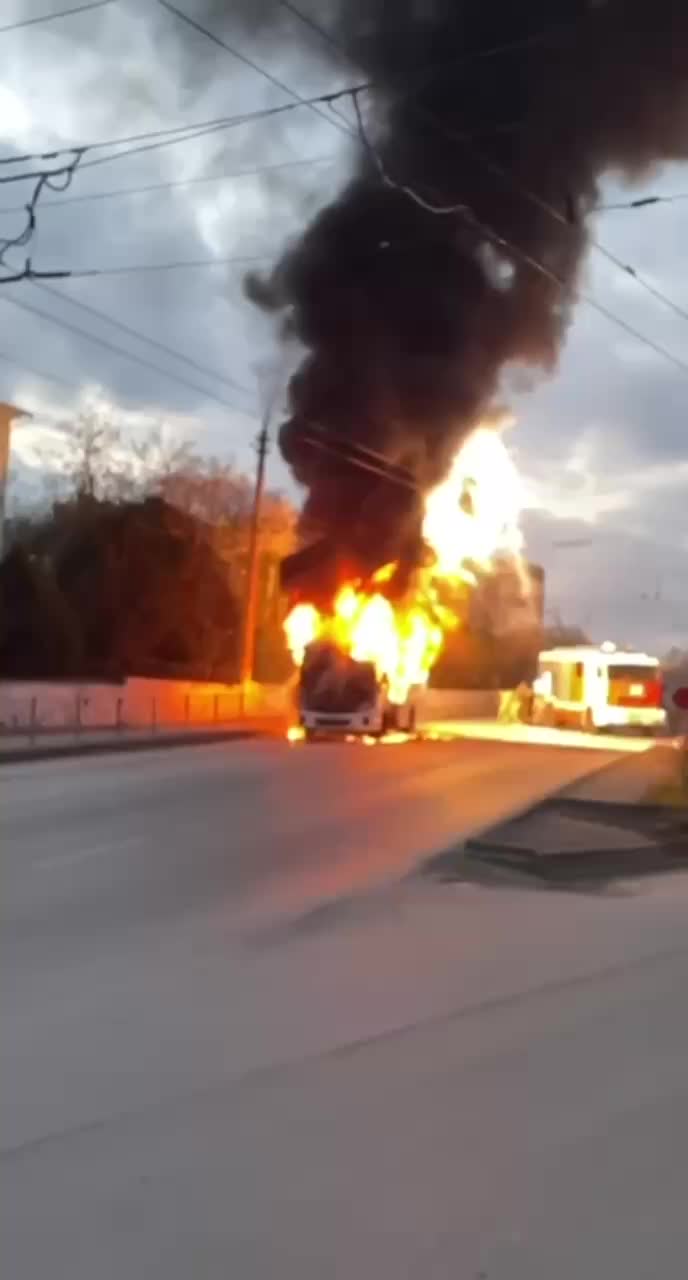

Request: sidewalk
left=559, top=742, right=680, bottom=804
left=0, top=718, right=286, bottom=764
left=464, top=745, right=687, bottom=881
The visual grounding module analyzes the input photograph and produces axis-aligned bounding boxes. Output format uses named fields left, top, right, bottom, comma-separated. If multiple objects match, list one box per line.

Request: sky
left=0, top=0, right=686, bottom=656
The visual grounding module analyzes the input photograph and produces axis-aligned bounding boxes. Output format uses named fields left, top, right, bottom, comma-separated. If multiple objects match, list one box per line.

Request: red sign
left=672, top=687, right=688, bottom=710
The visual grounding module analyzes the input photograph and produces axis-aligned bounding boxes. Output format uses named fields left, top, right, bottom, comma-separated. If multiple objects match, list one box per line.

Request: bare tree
left=159, top=458, right=296, bottom=553
left=36, top=406, right=202, bottom=506
left=157, top=456, right=250, bottom=525
left=127, top=422, right=200, bottom=502
left=60, top=406, right=122, bottom=501
left=36, top=407, right=297, bottom=561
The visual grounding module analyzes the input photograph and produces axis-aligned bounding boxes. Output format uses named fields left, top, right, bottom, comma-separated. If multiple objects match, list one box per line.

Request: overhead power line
left=1, top=150, right=84, bottom=283
left=414, top=102, right=688, bottom=340
left=277, top=1, right=585, bottom=76
left=156, top=0, right=356, bottom=141
left=1, top=293, right=258, bottom=418
left=0, top=89, right=347, bottom=280
left=277, top=0, right=341, bottom=51
left=60, top=244, right=688, bottom=385
left=298, top=430, right=419, bottom=492
left=279, top=0, right=687, bottom=339
left=350, top=79, right=688, bottom=380
left=301, top=417, right=418, bottom=484
left=8, top=1, right=681, bottom=386
left=31, top=281, right=254, bottom=398
left=0, top=0, right=115, bottom=35
left=594, top=253, right=688, bottom=328
left=598, top=192, right=688, bottom=211
left=65, top=253, right=271, bottom=278
left=0, top=25, right=551, bottom=180
left=0, top=11, right=591, bottom=172
left=0, top=154, right=338, bottom=215
left=0, top=89, right=363, bottom=172
left=337, top=82, right=688, bottom=384
left=309, top=36, right=688, bottom=389
left=352, top=90, right=469, bottom=217
left=455, top=201, right=688, bottom=382
left=0, top=113, right=260, bottom=169
left=47, top=218, right=688, bottom=387
left=77, top=115, right=264, bottom=173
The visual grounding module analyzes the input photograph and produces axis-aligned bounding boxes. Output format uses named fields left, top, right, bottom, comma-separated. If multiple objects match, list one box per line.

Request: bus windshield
left=300, top=645, right=378, bottom=713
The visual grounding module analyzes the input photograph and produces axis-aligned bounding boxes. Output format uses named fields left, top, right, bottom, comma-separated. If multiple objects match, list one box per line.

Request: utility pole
left=238, top=413, right=270, bottom=712
left=0, top=403, right=32, bottom=560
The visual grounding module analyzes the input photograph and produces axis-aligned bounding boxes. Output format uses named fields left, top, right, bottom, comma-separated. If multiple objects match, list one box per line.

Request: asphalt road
left=4, top=733, right=688, bottom=1278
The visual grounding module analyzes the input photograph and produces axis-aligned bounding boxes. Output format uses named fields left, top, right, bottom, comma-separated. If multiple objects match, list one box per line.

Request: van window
left=543, top=662, right=574, bottom=700
left=608, top=664, right=657, bottom=683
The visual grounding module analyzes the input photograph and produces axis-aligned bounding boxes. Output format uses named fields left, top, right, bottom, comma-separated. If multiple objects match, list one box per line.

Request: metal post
left=239, top=417, right=269, bottom=714
left=115, top=696, right=124, bottom=731
left=184, top=693, right=190, bottom=724
left=0, top=403, right=33, bottom=561
left=29, top=696, right=37, bottom=746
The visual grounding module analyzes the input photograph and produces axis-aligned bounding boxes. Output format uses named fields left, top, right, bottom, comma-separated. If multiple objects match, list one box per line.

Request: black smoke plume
left=212, top=1, right=688, bottom=595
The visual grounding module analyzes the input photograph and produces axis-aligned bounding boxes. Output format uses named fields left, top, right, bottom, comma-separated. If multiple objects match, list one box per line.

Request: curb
left=0, top=726, right=271, bottom=765
left=464, top=786, right=688, bottom=884
left=420, top=751, right=641, bottom=884
left=465, top=838, right=688, bottom=883
left=463, top=748, right=642, bottom=842
left=466, top=747, right=678, bottom=841
left=425, top=748, right=686, bottom=885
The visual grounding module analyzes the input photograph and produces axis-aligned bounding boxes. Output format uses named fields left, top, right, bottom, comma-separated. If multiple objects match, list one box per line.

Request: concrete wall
left=0, top=678, right=501, bottom=732
left=416, top=687, right=501, bottom=721
left=0, top=678, right=291, bottom=731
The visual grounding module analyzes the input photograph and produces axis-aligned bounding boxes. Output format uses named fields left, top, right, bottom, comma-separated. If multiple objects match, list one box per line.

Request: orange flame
left=284, top=424, right=524, bottom=702
left=423, top=423, right=523, bottom=579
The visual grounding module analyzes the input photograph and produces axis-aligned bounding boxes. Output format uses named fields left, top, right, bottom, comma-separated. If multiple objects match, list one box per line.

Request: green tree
left=0, top=496, right=240, bottom=680
left=0, top=544, right=83, bottom=677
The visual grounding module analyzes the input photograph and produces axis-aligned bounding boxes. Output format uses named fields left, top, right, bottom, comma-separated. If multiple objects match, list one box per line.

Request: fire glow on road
left=287, top=721, right=659, bottom=752
left=286, top=726, right=413, bottom=746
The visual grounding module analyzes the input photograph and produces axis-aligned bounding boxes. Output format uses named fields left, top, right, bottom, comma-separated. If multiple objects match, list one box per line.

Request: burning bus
left=286, top=563, right=440, bottom=739
left=282, top=425, right=529, bottom=738
left=297, top=640, right=418, bottom=739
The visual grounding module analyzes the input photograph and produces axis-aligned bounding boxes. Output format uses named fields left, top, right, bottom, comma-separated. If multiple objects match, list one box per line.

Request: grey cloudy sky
left=1, top=0, right=686, bottom=655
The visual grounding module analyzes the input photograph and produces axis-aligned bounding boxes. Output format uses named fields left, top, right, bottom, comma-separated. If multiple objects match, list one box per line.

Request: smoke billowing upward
left=210, top=1, right=688, bottom=591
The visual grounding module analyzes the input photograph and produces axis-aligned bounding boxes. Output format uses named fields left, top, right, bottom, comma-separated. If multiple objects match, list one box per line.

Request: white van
left=532, top=645, right=666, bottom=734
